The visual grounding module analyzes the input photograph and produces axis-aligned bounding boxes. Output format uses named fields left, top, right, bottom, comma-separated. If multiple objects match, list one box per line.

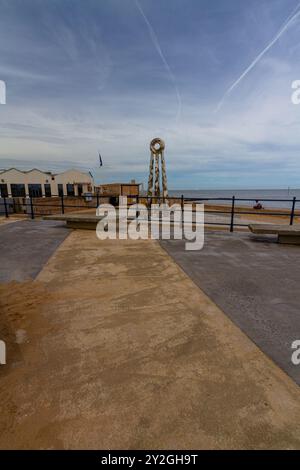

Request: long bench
left=249, top=224, right=300, bottom=245
left=43, top=212, right=137, bottom=230
left=43, top=214, right=103, bottom=230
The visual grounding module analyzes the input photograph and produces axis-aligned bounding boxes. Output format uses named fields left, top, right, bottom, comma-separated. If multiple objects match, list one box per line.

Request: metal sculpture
left=147, top=138, right=168, bottom=199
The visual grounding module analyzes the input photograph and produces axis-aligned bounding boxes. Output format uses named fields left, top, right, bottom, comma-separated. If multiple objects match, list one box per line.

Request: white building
left=0, top=168, right=94, bottom=197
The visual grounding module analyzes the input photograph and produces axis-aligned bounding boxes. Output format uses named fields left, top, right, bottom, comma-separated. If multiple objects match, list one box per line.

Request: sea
left=167, top=189, right=300, bottom=209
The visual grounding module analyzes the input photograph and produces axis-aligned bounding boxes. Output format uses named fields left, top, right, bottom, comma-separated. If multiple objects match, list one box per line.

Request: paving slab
left=0, top=220, right=71, bottom=282
left=160, top=231, right=300, bottom=385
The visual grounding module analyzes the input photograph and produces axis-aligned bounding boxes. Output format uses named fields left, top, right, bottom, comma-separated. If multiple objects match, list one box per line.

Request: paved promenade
left=0, top=220, right=70, bottom=282
left=161, top=231, right=300, bottom=385
left=0, top=228, right=300, bottom=448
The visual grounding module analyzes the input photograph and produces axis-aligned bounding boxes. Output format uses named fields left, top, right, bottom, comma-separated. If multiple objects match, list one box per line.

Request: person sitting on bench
left=253, top=200, right=263, bottom=210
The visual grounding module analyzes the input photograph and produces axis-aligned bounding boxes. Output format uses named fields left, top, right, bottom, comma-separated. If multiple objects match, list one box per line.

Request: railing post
left=147, top=196, right=151, bottom=222
left=3, top=196, right=8, bottom=218
left=61, top=194, right=65, bottom=214
left=96, top=192, right=99, bottom=208
left=30, top=196, right=34, bottom=219
left=136, top=194, right=140, bottom=217
left=230, top=196, right=235, bottom=232
left=181, top=194, right=184, bottom=221
left=290, top=197, right=296, bottom=226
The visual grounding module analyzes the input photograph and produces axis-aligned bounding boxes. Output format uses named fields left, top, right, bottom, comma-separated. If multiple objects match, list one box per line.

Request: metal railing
left=183, top=195, right=298, bottom=232
left=0, top=194, right=298, bottom=233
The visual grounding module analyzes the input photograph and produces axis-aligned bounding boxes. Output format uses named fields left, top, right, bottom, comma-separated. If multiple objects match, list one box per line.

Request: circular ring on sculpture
left=150, top=138, right=165, bottom=154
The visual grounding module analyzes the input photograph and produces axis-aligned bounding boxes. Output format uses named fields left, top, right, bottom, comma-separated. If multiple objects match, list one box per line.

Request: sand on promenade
left=0, top=230, right=300, bottom=449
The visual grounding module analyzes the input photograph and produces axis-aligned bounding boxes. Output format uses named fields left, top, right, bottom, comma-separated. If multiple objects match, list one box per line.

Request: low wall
left=10, top=196, right=110, bottom=216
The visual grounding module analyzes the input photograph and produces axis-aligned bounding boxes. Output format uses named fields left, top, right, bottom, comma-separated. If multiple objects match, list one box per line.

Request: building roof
left=98, top=182, right=141, bottom=187
left=0, top=168, right=92, bottom=178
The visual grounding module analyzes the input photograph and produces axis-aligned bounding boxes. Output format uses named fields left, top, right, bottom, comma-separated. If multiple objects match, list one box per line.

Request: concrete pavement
left=0, top=220, right=70, bottom=282
left=161, top=231, right=300, bottom=385
left=0, top=230, right=300, bottom=449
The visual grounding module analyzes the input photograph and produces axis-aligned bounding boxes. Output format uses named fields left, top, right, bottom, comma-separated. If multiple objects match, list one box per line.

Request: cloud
left=1, top=0, right=300, bottom=188
left=215, top=1, right=300, bottom=111
left=134, top=0, right=182, bottom=123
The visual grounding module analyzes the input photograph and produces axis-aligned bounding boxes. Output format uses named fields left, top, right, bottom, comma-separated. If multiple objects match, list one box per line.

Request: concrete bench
left=43, top=214, right=103, bottom=230
left=43, top=213, right=190, bottom=232
left=249, top=224, right=300, bottom=245
left=43, top=213, right=136, bottom=230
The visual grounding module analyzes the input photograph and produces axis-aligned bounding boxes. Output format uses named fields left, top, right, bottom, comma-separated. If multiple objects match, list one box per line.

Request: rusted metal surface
left=147, top=138, right=168, bottom=199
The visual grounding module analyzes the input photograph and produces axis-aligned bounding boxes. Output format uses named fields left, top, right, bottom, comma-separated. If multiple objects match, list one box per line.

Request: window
left=58, top=184, right=64, bottom=197
left=44, top=184, right=51, bottom=197
left=67, top=184, right=74, bottom=196
left=28, top=184, right=42, bottom=198
left=77, top=184, right=83, bottom=196
left=0, top=183, right=8, bottom=197
left=11, top=184, right=26, bottom=197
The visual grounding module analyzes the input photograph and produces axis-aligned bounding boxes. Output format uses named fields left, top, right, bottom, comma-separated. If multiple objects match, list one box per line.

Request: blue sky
left=1, top=0, right=300, bottom=188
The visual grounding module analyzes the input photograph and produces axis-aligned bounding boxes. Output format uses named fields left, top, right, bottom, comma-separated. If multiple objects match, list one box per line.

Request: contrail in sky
left=135, top=0, right=182, bottom=122
left=215, top=2, right=300, bottom=112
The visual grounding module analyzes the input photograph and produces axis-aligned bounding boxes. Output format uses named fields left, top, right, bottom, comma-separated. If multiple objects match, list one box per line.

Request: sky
left=1, top=0, right=300, bottom=189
